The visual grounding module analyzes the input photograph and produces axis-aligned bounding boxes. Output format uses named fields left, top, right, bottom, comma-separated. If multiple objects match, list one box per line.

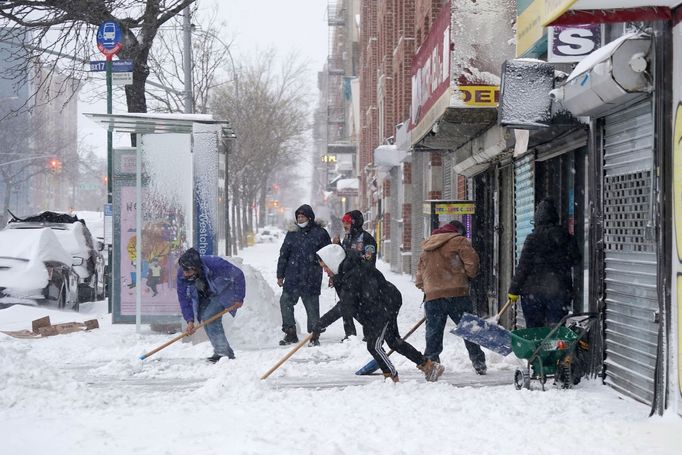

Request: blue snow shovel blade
left=356, top=358, right=380, bottom=375
left=451, top=312, right=513, bottom=356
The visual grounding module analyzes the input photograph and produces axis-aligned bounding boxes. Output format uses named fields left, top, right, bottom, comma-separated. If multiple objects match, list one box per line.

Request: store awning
left=544, top=1, right=680, bottom=26
left=373, top=144, right=407, bottom=171
left=414, top=107, right=498, bottom=151
left=336, top=178, right=359, bottom=196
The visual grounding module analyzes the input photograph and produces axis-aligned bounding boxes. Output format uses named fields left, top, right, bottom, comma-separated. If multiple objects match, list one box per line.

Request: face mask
left=297, top=221, right=309, bottom=228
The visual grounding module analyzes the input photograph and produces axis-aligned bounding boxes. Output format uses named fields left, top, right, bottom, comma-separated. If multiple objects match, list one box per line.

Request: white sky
left=79, top=0, right=328, bottom=159
left=2, top=241, right=682, bottom=453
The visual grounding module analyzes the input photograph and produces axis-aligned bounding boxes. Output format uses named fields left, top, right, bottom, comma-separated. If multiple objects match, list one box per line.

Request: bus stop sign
left=96, top=21, right=123, bottom=58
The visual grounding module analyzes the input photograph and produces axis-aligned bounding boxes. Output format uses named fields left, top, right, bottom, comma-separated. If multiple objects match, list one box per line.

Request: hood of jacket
left=535, top=198, right=559, bottom=226
left=421, top=232, right=461, bottom=252
left=316, top=243, right=346, bottom=275
left=178, top=247, right=203, bottom=271
left=294, top=204, right=315, bottom=222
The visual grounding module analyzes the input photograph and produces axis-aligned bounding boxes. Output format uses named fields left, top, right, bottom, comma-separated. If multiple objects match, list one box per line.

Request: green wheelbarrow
left=511, top=313, right=599, bottom=391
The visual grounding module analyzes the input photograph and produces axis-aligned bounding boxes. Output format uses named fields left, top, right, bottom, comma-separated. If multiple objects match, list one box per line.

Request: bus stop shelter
left=85, top=113, right=235, bottom=330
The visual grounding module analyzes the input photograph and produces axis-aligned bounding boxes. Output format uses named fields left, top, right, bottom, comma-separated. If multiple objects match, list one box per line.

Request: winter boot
left=383, top=372, right=400, bottom=383
left=473, top=363, right=487, bottom=375
left=279, top=327, right=298, bottom=346
left=418, top=359, right=445, bottom=382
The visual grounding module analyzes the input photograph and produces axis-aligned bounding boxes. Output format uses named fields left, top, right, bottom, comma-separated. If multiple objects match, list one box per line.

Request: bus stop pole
left=106, top=56, right=113, bottom=314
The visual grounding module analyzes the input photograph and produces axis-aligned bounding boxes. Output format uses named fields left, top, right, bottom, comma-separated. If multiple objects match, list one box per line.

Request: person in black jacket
left=312, top=244, right=444, bottom=382
left=508, top=198, right=581, bottom=327
left=277, top=204, right=331, bottom=346
left=337, top=210, right=377, bottom=339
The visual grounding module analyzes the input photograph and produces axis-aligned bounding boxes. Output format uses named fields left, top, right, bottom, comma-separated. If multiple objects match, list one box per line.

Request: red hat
left=342, top=213, right=353, bottom=224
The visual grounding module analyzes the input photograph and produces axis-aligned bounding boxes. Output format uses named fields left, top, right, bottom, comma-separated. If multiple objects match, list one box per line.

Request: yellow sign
left=459, top=86, right=500, bottom=107
left=321, top=154, right=337, bottom=163
left=516, top=0, right=545, bottom=57
left=542, top=0, right=577, bottom=26
left=423, top=202, right=475, bottom=216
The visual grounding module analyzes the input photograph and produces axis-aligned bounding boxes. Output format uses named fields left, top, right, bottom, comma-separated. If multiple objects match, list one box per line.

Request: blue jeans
left=424, top=296, right=486, bottom=368
left=520, top=294, right=569, bottom=328
left=280, top=290, right=320, bottom=333
left=198, top=297, right=234, bottom=358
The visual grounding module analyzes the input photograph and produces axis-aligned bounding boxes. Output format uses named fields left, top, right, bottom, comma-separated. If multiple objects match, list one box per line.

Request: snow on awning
left=337, top=178, right=359, bottom=191
left=84, top=112, right=236, bottom=138
left=373, top=144, right=407, bottom=171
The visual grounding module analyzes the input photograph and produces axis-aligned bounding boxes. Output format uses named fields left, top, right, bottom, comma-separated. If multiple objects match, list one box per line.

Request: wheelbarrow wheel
left=514, top=369, right=531, bottom=390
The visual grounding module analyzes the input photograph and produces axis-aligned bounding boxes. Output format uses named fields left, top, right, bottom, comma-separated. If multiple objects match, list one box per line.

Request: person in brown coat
left=416, top=220, right=487, bottom=375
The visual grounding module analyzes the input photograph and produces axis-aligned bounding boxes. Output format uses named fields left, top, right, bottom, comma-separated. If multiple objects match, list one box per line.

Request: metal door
left=601, top=100, right=658, bottom=406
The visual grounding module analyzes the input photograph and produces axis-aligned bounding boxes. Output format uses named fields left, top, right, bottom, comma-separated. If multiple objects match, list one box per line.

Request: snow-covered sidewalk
left=1, top=241, right=680, bottom=454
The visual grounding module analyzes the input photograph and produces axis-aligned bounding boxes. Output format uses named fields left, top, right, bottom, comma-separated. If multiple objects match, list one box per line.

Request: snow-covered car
left=255, top=227, right=281, bottom=243
left=0, top=227, right=80, bottom=310
left=5, top=211, right=106, bottom=302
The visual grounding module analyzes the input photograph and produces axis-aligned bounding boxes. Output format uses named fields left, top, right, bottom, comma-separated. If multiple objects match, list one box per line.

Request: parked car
left=5, top=211, right=106, bottom=302
left=256, top=226, right=282, bottom=243
left=0, top=227, right=80, bottom=310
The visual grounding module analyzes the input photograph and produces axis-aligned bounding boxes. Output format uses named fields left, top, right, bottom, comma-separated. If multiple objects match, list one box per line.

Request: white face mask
left=297, top=221, right=309, bottom=228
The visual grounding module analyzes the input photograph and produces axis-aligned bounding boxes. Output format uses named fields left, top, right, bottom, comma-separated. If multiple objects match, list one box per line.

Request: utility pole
left=183, top=7, right=193, bottom=114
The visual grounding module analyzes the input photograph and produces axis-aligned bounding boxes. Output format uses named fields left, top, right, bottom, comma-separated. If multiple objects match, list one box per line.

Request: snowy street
left=1, top=240, right=680, bottom=454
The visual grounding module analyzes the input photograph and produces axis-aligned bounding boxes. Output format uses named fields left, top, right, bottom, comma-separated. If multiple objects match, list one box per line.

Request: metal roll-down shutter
left=601, top=100, right=659, bottom=405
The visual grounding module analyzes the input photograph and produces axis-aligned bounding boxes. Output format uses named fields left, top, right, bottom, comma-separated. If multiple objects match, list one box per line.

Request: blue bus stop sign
left=97, top=21, right=123, bottom=58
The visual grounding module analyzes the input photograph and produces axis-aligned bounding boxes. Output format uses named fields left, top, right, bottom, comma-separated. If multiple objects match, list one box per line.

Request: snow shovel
left=139, top=302, right=241, bottom=361
left=450, top=299, right=514, bottom=356
left=355, top=317, right=426, bottom=375
left=260, top=334, right=313, bottom=380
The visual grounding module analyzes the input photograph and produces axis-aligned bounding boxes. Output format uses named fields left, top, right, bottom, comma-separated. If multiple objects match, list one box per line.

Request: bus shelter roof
left=84, top=112, right=236, bottom=138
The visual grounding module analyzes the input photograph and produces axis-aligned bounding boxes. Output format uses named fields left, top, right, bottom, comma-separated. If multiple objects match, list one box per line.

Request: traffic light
left=48, top=158, right=62, bottom=174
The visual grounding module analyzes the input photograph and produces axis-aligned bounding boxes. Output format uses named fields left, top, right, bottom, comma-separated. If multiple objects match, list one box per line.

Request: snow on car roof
left=0, top=228, right=72, bottom=266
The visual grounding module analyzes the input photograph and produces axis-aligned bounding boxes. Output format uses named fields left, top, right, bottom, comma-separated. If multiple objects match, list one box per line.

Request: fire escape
left=327, top=0, right=346, bottom=145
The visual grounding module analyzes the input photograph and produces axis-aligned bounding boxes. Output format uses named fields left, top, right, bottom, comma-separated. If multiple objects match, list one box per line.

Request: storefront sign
left=542, top=0, right=577, bottom=26
left=422, top=202, right=475, bottom=216
left=410, top=3, right=451, bottom=130
left=548, top=24, right=602, bottom=62
left=458, top=85, right=500, bottom=107
left=516, top=0, right=545, bottom=57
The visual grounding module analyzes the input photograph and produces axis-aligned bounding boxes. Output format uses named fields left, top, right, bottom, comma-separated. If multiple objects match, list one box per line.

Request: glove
left=508, top=293, right=520, bottom=302
left=310, top=330, right=320, bottom=343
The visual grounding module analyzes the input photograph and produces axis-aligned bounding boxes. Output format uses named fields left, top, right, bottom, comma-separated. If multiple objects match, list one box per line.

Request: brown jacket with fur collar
left=416, top=232, right=479, bottom=301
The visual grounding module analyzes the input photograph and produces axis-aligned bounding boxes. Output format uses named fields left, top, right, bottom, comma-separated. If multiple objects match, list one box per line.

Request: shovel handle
left=139, top=302, right=241, bottom=360
left=260, top=334, right=313, bottom=380
left=493, top=299, right=513, bottom=323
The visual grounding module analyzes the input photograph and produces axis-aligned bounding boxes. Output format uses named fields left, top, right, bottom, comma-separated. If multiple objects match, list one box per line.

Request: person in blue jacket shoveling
left=312, top=244, right=445, bottom=382
left=176, top=247, right=245, bottom=363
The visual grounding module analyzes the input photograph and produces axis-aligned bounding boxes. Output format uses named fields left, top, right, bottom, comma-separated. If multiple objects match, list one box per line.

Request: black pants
left=342, top=304, right=357, bottom=337
left=365, top=316, right=425, bottom=377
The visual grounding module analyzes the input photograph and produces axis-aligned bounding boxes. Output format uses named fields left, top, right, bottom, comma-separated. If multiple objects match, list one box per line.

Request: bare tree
left=0, top=105, right=72, bottom=224
left=0, top=0, right=196, bottom=114
left=211, top=49, right=311, bottom=249
left=146, top=6, right=233, bottom=114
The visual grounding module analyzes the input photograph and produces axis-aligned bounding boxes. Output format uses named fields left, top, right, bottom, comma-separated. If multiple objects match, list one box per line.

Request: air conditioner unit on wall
left=550, top=34, right=652, bottom=118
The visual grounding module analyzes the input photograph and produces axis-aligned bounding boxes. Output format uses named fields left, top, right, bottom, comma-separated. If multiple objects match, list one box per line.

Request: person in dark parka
left=276, top=204, right=331, bottom=346
left=508, top=198, right=581, bottom=327
left=312, top=244, right=444, bottom=382
left=338, top=210, right=377, bottom=339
